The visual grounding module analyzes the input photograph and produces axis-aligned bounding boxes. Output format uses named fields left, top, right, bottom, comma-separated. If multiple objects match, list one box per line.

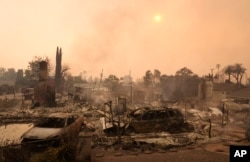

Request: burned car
left=21, top=113, right=83, bottom=150
left=125, top=107, right=193, bottom=134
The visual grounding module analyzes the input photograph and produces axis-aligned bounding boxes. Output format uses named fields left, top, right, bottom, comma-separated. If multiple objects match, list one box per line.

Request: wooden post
left=221, top=103, right=225, bottom=127
left=13, top=88, right=15, bottom=99
left=117, top=115, right=121, bottom=144
left=226, top=110, right=229, bottom=122
left=184, top=103, right=187, bottom=122
left=208, top=118, right=212, bottom=138
left=103, top=104, right=107, bottom=129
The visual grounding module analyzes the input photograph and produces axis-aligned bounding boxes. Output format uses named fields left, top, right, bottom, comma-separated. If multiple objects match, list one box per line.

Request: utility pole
left=98, top=69, right=103, bottom=90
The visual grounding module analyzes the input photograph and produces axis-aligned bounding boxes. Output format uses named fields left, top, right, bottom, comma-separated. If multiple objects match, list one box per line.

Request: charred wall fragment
left=198, top=79, right=213, bottom=100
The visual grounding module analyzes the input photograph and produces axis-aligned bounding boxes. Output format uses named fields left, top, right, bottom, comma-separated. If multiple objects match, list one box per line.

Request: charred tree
left=55, top=47, right=62, bottom=93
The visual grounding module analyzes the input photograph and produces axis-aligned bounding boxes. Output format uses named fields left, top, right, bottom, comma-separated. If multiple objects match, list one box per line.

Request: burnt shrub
left=30, top=143, right=77, bottom=162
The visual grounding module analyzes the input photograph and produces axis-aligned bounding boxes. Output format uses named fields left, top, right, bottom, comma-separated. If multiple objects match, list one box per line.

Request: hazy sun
left=154, top=14, right=162, bottom=22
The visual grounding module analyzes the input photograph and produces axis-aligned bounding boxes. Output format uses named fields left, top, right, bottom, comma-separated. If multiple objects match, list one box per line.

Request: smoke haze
left=1, top=0, right=250, bottom=79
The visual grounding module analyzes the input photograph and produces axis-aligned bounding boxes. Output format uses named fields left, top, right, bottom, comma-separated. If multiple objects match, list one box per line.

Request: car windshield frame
left=35, top=117, right=66, bottom=128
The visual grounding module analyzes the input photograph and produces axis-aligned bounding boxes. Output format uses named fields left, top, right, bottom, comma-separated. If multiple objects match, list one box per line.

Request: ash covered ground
left=0, top=92, right=249, bottom=162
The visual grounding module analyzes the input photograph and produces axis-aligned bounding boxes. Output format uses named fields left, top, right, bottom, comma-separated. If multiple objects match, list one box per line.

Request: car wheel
left=51, top=139, right=61, bottom=147
left=168, top=125, right=181, bottom=134
left=126, top=127, right=136, bottom=135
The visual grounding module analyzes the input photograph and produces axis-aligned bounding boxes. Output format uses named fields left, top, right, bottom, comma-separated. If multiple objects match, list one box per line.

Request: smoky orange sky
left=1, top=0, right=250, bottom=80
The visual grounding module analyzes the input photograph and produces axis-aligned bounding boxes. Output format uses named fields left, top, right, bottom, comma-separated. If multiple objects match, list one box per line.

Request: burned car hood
left=22, top=127, right=63, bottom=139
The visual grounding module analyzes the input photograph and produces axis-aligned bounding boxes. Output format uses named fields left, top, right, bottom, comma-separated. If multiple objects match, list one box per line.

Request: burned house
left=71, top=83, right=93, bottom=104
left=0, top=83, right=15, bottom=95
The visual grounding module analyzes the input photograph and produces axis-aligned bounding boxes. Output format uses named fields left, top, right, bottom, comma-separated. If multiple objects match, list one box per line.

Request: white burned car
left=21, top=113, right=83, bottom=150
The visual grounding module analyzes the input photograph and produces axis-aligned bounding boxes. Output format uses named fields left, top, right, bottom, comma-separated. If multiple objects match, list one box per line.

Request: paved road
left=90, top=148, right=229, bottom=162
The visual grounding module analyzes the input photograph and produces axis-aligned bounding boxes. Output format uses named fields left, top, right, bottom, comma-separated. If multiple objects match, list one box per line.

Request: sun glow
left=154, top=14, right=162, bottom=22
